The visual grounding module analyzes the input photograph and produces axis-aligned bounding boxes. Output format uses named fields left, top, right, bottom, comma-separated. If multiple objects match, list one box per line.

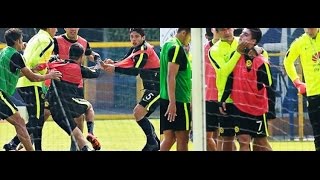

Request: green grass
left=0, top=119, right=315, bottom=151
left=0, top=119, right=160, bottom=151
left=168, top=139, right=315, bottom=151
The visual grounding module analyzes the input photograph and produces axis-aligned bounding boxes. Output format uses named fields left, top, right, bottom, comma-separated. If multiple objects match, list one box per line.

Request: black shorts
left=219, top=103, right=238, bottom=137
left=45, top=87, right=84, bottom=110
left=0, top=91, right=18, bottom=120
left=77, top=88, right=84, bottom=98
left=233, top=106, right=269, bottom=138
left=160, top=98, right=191, bottom=132
left=139, top=90, right=159, bottom=117
left=49, top=92, right=90, bottom=135
left=206, top=101, right=221, bottom=132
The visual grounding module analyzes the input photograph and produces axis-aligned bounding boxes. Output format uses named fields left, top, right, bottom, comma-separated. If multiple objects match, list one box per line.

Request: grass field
left=0, top=119, right=315, bottom=151
left=0, top=119, right=160, bottom=151
left=185, top=141, right=315, bottom=151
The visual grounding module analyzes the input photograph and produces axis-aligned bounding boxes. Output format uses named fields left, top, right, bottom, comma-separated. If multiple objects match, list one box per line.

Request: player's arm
left=283, top=39, right=301, bottom=82
left=283, top=39, right=306, bottom=94
left=165, top=45, right=185, bottom=121
left=208, top=40, right=247, bottom=76
left=13, top=53, right=61, bottom=81
left=257, top=61, right=273, bottom=90
left=53, top=37, right=59, bottom=55
left=219, top=73, right=233, bottom=115
left=220, top=73, right=233, bottom=103
left=81, top=65, right=101, bottom=78
left=114, top=52, right=148, bottom=76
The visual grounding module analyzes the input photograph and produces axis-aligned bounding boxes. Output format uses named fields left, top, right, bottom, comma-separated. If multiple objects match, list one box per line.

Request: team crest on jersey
left=246, top=59, right=252, bottom=69
left=234, top=126, right=240, bottom=133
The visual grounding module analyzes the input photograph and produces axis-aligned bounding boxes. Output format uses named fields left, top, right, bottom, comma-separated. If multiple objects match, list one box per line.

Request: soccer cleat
left=142, top=135, right=160, bottom=151
left=86, top=133, right=101, bottom=151
left=142, top=142, right=160, bottom=151
left=81, top=145, right=91, bottom=151
left=3, top=143, right=17, bottom=151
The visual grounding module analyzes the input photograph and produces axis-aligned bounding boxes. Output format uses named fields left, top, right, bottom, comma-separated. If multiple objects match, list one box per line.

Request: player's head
left=234, top=28, right=243, bottom=37
left=4, top=28, right=24, bottom=50
left=205, top=28, right=213, bottom=41
left=64, top=28, right=80, bottom=40
left=177, top=28, right=191, bottom=46
left=215, top=28, right=234, bottom=42
left=69, top=42, right=84, bottom=63
left=304, top=28, right=319, bottom=39
left=40, top=28, right=58, bottom=38
left=239, top=28, right=262, bottom=47
left=129, top=28, right=145, bottom=47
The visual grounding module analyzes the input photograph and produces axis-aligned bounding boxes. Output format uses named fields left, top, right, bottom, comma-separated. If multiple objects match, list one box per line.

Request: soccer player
left=219, top=28, right=272, bottom=151
left=208, top=28, right=268, bottom=151
left=45, top=28, right=101, bottom=151
left=3, top=28, right=58, bottom=151
left=0, top=28, right=62, bottom=151
left=46, top=42, right=99, bottom=151
left=283, top=28, right=320, bottom=151
left=160, top=28, right=192, bottom=151
left=203, top=28, right=220, bottom=151
left=101, top=28, right=160, bottom=151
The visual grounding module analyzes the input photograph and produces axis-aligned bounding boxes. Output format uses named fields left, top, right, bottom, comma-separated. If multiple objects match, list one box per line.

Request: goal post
left=191, top=28, right=206, bottom=151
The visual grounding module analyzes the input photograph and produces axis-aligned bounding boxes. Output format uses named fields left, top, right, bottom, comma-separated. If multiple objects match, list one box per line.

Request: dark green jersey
left=0, top=47, right=21, bottom=96
left=160, top=37, right=192, bottom=103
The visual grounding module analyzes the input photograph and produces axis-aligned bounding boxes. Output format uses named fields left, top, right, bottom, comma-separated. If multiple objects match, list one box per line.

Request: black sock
left=87, top=121, right=94, bottom=134
left=150, top=122, right=160, bottom=145
left=137, top=117, right=156, bottom=144
left=11, top=136, right=20, bottom=147
left=70, top=139, right=77, bottom=151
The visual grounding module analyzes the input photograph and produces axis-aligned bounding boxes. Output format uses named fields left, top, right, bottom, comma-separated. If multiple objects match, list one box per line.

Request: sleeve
left=85, top=42, right=92, bottom=56
left=209, top=49, right=241, bottom=76
left=115, top=67, right=139, bottom=76
left=257, top=60, right=276, bottom=119
left=168, top=45, right=185, bottom=65
left=113, top=48, right=148, bottom=76
left=262, top=48, right=269, bottom=60
left=220, top=73, right=233, bottom=102
left=257, top=62, right=272, bottom=90
left=53, top=37, right=59, bottom=55
left=283, top=39, right=301, bottom=81
left=81, top=65, right=101, bottom=78
left=10, top=52, right=26, bottom=72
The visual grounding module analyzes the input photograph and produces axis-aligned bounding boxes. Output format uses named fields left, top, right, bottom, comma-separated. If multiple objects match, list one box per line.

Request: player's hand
left=48, top=70, right=62, bottom=81
left=165, top=101, right=177, bottom=122
left=49, top=54, right=60, bottom=62
left=293, top=78, right=306, bottom=95
left=101, top=63, right=115, bottom=73
left=218, top=102, right=227, bottom=115
left=103, top=58, right=114, bottom=64
left=237, top=41, right=250, bottom=54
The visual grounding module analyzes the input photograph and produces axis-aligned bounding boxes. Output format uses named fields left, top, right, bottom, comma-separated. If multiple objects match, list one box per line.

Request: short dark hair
left=129, top=28, right=145, bottom=36
left=4, top=28, right=23, bottom=47
left=177, top=28, right=191, bottom=33
left=69, top=42, right=84, bottom=60
left=206, top=28, right=213, bottom=37
left=234, top=28, right=243, bottom=36
left=248, top=28, right=262, bottom=45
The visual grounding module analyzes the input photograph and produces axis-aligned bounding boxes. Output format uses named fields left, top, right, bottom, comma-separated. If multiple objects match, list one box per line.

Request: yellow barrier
left=0, top=41, right=160, bottom=49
